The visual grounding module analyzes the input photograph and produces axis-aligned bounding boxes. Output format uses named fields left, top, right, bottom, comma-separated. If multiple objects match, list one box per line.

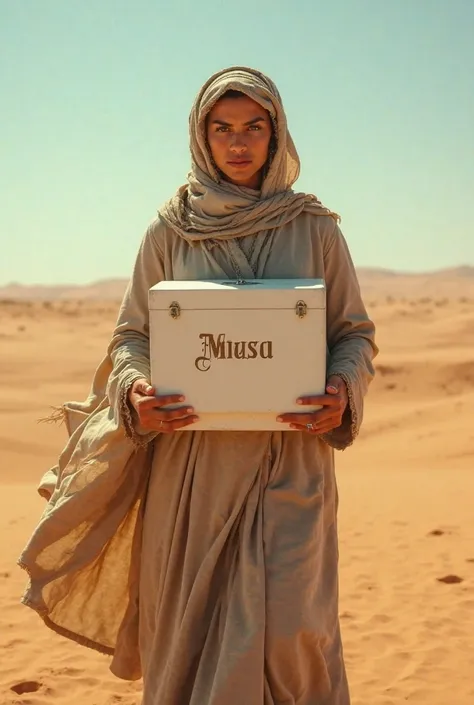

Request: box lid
left=149, top=278, right=326, bottom=311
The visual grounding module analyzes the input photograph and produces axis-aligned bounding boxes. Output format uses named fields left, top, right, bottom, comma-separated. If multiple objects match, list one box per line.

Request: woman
left=19, top=67, right=377, bottom=705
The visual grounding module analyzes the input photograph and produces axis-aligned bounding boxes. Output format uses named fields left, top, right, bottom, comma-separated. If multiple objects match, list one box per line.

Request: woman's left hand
left=277, top=375, right=349, bottom=434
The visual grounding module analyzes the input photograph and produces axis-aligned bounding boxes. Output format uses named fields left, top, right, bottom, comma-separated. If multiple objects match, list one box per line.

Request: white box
left=148, top=279, right=326, bottom=431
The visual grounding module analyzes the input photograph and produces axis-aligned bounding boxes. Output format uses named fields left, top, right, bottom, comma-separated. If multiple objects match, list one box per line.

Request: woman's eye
left=215, top=125, right=262, bottom=133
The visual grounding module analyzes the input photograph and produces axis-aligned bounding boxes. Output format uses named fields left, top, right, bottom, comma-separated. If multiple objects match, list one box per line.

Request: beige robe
left=19, top=213, right=377, bottom=705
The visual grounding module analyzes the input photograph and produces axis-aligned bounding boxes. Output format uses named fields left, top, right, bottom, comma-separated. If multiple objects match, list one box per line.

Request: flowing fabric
left=19, top=67, right=378, bottom=704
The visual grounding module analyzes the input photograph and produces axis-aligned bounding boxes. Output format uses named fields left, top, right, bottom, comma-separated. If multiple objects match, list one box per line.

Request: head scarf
left=159, top=66, right=339, bottom=242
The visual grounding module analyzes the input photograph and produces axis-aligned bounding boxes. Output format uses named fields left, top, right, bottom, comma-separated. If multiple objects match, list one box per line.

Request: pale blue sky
left=1, top=0, right=473, bottom=285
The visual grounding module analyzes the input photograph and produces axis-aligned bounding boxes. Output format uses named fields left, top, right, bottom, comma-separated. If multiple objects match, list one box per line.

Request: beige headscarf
left=159, top=66, right=339, bottom=243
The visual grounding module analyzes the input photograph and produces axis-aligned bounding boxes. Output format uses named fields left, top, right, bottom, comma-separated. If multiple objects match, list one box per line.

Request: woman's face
left=206, top=94, right=273, bottom=189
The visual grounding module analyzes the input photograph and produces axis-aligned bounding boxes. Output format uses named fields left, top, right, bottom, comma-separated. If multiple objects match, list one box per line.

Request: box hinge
left=169, top=301, right=181, bottom=319
left=295, top=300, right=307, bottom=318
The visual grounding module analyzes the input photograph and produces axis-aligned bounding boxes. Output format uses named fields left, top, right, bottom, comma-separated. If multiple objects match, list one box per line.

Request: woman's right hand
left=127, top=379, right=199, bottom=433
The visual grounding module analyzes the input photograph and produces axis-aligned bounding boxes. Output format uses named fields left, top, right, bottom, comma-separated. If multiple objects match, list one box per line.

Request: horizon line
left=1, top=263, right=473, bottom=289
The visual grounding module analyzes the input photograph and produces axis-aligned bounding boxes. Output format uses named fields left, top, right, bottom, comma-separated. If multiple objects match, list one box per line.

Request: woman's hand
left=277, top=375, right=349, bottom=435
left=128, top=379, right=199, bottom=433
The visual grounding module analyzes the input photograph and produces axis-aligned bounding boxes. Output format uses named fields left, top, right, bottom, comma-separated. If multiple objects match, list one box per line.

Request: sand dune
left=1, top=286, right=473, bottom=704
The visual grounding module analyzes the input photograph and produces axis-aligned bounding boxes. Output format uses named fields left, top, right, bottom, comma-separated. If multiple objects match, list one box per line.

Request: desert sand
left=1, top=273, right=473, bottom=704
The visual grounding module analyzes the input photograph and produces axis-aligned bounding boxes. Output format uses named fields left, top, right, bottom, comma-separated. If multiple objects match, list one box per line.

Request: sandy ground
left=1, top=293, right=473, bottom=705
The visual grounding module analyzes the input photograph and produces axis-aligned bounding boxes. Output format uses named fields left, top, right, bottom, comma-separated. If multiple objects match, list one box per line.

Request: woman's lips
left=227, top=160, right=252, bottom=168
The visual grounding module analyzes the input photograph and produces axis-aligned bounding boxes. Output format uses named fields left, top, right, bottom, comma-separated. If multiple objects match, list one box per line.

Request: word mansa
left=195, top=333, right=273, bottom=372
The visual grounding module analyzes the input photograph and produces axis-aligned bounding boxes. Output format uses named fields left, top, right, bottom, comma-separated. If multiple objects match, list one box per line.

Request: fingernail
left=327, top=386, right=338, bottom=392
left=179, top=395, right=185, bottom=401
left=276, top=416, right=283, bottom=422
left=290, top=424, right=298, bottom=429
left=187, top=408, right=194, bottom=413
left=296, top=399, right=303, bottom=404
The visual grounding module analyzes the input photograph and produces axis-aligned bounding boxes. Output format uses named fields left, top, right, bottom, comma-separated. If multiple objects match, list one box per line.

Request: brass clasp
left=295, top=300, right=307, bottom=318
left=169, top=301, right=181, bottom=319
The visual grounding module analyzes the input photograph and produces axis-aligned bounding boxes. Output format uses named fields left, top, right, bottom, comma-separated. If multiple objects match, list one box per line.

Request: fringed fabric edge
left=37, top=405, right=67, bottom=426
left=321, top=371, right=359, bottom=451
left=17, top=558, right=116, bottom=660
left=119, top=382, right=155, bottom=450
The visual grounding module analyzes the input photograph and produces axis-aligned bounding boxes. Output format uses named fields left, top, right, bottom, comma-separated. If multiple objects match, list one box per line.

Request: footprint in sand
left=437, top=575, right=464, bottom=584
left=10, top=681, right=42, bottom=695
left=339, top=611, right=355, bottom=621
left=427, top=527, right=458, bottom=537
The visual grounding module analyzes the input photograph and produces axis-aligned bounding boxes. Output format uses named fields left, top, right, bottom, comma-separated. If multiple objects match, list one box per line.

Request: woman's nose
left=229, top=134, right=247, bottom=154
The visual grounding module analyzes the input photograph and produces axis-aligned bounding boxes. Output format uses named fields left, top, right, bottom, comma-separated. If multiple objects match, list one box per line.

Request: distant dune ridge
left=1, top=266, right=473, bottom=302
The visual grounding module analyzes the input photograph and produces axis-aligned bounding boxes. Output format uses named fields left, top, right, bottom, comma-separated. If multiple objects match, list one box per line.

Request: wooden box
left=148, top=279, right=326, bottom=430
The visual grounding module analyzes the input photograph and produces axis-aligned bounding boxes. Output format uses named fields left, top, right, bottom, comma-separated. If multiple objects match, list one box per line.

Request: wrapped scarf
left=159, top=66, right=339, bottom=242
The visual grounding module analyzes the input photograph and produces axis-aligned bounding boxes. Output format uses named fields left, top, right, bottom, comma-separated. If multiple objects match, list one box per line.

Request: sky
left=1, top=0, right=473, bottom=285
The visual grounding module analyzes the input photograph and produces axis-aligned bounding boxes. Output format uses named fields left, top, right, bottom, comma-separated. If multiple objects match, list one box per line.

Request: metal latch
left=295, top=300, right=307, bottom=318
left=169, top=301, right=181, bottom=319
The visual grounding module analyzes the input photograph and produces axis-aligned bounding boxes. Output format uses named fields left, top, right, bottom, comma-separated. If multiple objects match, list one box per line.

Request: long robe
left=19, top=212, right=377, bottom=705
